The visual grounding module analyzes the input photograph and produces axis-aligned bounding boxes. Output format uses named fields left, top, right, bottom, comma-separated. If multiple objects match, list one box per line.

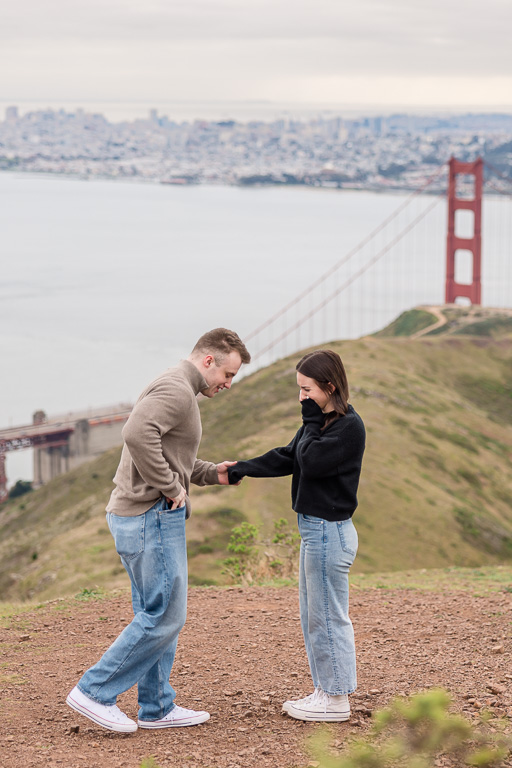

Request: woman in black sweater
left=228, top=349, right=365, bottom=722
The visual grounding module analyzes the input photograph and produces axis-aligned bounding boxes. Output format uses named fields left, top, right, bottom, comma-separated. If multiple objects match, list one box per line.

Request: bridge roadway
left=0, top=403, right=132, bottom=503
left=0, top=404, right=133, bottom=446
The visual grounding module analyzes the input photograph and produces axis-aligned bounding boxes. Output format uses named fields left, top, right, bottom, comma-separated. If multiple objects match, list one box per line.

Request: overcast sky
left=1, top=0, right=511, bottom=112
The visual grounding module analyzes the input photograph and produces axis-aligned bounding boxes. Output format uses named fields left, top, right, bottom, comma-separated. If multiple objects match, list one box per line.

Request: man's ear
left=203, top=354, right=215, bottom=368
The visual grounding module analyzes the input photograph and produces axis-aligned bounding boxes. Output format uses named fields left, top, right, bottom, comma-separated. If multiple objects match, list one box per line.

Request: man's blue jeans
left=77, top=497, right=187, bottom=721
left=298, top=514, right=358, bottom=696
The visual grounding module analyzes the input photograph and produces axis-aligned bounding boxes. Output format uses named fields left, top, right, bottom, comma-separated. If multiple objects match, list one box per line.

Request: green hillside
left=1, top=307, right=511, bottom=601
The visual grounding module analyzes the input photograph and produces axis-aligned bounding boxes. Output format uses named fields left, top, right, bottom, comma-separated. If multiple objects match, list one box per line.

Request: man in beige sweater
left=67, top=328, right=250, bottom=732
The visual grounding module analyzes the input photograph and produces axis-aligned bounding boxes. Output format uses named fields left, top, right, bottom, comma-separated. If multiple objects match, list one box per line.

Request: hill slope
left=1, top=308, right=511, bottom=601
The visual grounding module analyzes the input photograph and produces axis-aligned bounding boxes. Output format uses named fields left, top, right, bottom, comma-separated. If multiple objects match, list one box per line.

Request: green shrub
left=221, top=522, right=259, bottom=584
left=269, top=517, right=301, bottom=578
left=8, top=480, right=33, bottom=499
left=139, top=758, right=162, bottom=768
left=306, top=689, right=511, bottom=768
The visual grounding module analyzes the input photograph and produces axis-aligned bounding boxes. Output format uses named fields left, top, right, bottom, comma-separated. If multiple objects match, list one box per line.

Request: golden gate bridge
left=0, top=156, right=511, bottom=502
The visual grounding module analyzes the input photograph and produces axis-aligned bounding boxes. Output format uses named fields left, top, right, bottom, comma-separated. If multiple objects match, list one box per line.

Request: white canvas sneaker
left=66, top=685, right=138, bottom=732
left=286, top=689, right=351, bottom=722
left=138, top=704, right=210, bottom=729
left=282, top=687, right=321, bottom=714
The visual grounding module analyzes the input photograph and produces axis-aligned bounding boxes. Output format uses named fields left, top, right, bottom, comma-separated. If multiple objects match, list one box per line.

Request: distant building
left=5, top=105, right=18, bottom=122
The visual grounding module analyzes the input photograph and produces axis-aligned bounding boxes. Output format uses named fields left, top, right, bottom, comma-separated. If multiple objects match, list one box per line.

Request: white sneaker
left=282, top=687, right=321, bottom=714
left=286, top=689, right=351, bottom=722
left=66, top=685, right=138, bottom=733
left=138, top=704, right=210, bottom=729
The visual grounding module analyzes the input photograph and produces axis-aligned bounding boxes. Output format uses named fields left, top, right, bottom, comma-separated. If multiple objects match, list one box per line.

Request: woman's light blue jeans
left=298, top=513, right=358, bottom=696
left=77, top=496, right=187, bottom=721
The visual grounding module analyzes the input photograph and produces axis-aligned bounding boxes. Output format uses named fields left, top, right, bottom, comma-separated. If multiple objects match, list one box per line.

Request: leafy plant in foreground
left=266, top=517, right=301, bottom=578
left=222, top=518, right=301, bottom=584
left=221, top=521, right=259, bottom=584
left=307, top=689, right=511, bottom=768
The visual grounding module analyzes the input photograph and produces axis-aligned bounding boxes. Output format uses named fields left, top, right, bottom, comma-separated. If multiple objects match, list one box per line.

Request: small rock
left=19, top=635, right=30, bottom=642
left=491, top=645, right=504, bottom=654
left=67, top=726, right=80, bottom=735
left=354, top=705, right=372, bottom=716
left=369, top=688, right=382, bottom=695
left=487, top=684, right=506, bottom=695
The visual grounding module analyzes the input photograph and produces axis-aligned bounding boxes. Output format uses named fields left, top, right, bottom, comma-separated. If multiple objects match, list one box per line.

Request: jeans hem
left=139, top=703, right=176, bottom=722
left=76, top=684, right=115, bottom=707
left=322, top=687, right=357, bottom=696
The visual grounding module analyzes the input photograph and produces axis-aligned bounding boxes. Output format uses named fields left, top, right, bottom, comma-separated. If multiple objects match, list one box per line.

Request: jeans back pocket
left=109, top=512, right=146, bottom=560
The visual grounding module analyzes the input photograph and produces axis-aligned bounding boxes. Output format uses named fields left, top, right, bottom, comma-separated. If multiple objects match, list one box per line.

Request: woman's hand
left=301, top=397, right=324, bottom=426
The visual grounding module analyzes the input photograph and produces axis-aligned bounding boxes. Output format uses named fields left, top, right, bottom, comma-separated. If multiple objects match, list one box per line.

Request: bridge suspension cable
left=244, top=164, right=447, bottom=345
left=246, top=164, right=447, bottom=362
left=252, top=194, right=444, bottom=360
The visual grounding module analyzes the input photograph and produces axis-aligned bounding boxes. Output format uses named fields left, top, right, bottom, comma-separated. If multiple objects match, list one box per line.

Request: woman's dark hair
left=296, top=349, right=349, bottom=424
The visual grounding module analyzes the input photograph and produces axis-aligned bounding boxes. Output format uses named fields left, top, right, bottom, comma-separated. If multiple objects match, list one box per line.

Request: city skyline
left=2, top=0, right=512, bottom=111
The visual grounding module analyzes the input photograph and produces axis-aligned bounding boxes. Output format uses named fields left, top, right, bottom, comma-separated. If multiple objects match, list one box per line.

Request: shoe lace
left=295, top=688, right=321, bottom=706
left=316, top=690, right=330, bottom=713
left=107, top=704, right=128, bottom=723
left=168, top=704, right=194, bottom=720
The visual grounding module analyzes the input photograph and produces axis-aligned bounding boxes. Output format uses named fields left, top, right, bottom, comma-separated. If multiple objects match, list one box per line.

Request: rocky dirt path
left=1, top=586, right=511, bottom=768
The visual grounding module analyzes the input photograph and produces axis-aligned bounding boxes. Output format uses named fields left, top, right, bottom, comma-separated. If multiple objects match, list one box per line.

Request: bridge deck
left=0, top=404, right=132, bottom=443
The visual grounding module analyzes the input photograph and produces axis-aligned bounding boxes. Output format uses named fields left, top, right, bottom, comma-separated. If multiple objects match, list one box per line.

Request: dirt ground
left=1, top=585, right=511, bottom=768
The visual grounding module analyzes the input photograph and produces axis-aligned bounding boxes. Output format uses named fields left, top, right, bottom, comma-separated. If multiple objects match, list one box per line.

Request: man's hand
left=217, top=460, right=240, bottom=485
left=166, top=486, right=187, bottom=510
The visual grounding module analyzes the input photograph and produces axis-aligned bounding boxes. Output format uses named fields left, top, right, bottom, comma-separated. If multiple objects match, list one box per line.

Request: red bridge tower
left=445, top=156, right=483, bottom=305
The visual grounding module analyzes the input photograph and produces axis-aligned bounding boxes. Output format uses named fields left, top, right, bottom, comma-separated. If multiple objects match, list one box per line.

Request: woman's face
left=297, top=372, right=333, bottom=412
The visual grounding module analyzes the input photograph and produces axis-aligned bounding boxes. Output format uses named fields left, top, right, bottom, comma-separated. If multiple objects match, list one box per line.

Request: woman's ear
left=327, top=382, right=335, bottom=395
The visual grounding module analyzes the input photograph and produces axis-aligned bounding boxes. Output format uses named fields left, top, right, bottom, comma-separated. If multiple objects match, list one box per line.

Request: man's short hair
left=192, top=328, right=251, bottom=365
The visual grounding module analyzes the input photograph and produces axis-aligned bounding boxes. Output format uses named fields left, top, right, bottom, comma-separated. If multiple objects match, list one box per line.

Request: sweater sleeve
left=227, top=430, right=301, bottom=484
left=296, top=415, right=365, bottom=479
left=191, top=459, right=220, bottom=486
left=121, top=386, right=186, bottom=499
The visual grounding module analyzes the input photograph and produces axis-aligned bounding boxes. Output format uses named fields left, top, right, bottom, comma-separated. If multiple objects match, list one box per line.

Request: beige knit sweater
left=106, top=360, right=219, bottom=518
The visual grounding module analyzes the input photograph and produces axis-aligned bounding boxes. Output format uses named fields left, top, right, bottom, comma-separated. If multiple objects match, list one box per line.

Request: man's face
left=201, top=350, right=243, bottom=398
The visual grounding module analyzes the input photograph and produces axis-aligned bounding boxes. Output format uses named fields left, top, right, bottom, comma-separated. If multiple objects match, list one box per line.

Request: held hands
left=301, top=397, right=324, bottom=426
left=217, top=460, right=241, bottom=486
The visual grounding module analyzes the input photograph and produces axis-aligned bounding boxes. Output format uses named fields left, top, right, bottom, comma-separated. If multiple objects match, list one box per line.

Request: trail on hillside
left=1, top=587, right=511, bottom=768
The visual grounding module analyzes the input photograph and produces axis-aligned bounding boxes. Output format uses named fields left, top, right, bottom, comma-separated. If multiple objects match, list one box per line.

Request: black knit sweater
left=228, top=399, right=366, bottom=522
